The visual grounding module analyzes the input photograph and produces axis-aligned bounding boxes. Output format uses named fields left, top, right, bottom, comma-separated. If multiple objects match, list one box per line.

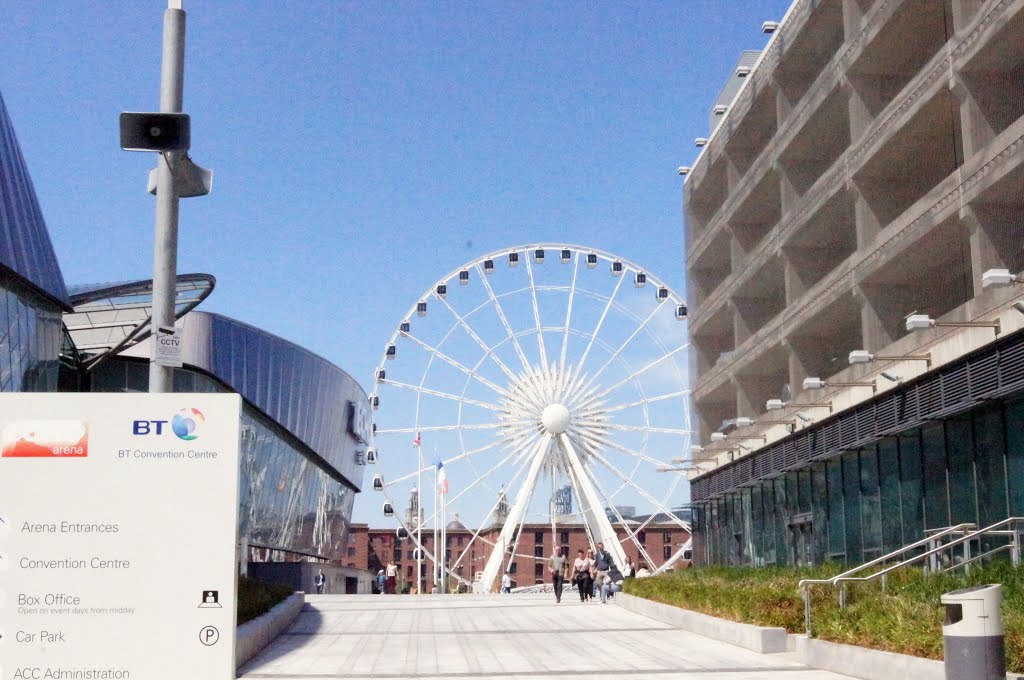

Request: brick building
left=347, top=520, right=690, bottom=593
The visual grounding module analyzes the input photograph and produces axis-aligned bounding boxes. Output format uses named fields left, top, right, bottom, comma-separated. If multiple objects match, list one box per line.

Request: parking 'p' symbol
left=199, top=625, right=220, bottom=646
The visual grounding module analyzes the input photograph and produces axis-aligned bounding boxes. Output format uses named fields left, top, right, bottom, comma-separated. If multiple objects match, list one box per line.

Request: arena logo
left=132, top=407, right=206, bottom=441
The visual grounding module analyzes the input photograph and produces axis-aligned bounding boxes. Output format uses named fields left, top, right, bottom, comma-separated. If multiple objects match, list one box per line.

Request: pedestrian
left=593, top=542, right=615, bottom=604
left=501, top=571, right=512, bottom=593
left=376, top=569, right=386, bottom=594
left=548, top=546, right=568, bottom=603
left=385, top=560, right=398, bottom=594
left=572, top=549, right=591, bottom=602
left=622, top=556, right=636, bottom=579
left=585, top=548, right=597, bottom=601
left=315, top=568, right=326, bottom=594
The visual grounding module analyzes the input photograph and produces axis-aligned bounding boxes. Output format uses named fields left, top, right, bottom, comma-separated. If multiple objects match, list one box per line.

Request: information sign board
left=0, top=393, right=242, bottom=679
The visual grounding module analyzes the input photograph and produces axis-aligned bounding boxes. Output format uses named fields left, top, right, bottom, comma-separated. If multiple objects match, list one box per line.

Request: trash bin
left=940, top=584, right=1005, bottom=680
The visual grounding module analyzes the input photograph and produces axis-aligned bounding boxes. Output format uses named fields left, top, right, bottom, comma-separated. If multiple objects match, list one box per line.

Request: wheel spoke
left=524, top=253, right=548, bottom=368
left=386, top=380, right=503, bottom=412
left=559, top=253, right=580, bottom=372
left=434, top=294, right=520, bottom=384
left=586, top=343, right=690, bottom=404
left=574, top=271, right=625, bottom=380
left=377, top=423, right=501, bottom=435
left=403, top=332, right=508, bottom=396
left=475, top=261, right=532, bottom=370
left=578, top=302, right=665, bottom=393
left=604, top=389, right=691, bottom=414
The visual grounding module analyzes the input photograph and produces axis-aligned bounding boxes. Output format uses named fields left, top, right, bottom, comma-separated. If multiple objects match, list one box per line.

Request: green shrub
left=623, top=562, right=1024, bottom=673
left=237, top=575, right=296, bottom=625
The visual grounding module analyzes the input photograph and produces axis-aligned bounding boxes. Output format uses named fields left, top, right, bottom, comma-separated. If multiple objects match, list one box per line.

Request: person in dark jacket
left=593, top=542, right=615, bottom=603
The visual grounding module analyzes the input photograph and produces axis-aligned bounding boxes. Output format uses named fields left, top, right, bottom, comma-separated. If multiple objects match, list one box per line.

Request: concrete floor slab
left=238, top=593, right=856, bottom=680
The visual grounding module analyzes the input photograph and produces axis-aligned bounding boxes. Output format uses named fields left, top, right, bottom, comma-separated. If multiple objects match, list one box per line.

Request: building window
left=561, top=545, right=570, bottom=559
left=509, top=562, right=517, bottom=574
left=534, top=546, right=544, bottom=558
left=664, top=545, right=672, bottom=560
left=407, top=550, right=415, bottom=560
left=534, top=531, right=544, bottom=543
left=638, top=530, right=647, bottom=544
left=407, top=565, right=413, bottom=578
left=347, top=547, right=356, bottom=557
left=535, top=563, right=544, bottom=578
left=560, top=530, right=570, bottom=544
left=457, top=535, right=464, bottom=546
left=664, top=532, right=673, bottom=544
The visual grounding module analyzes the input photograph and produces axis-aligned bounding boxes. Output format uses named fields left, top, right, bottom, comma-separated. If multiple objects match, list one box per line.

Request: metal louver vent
left=691, top=329, right=1024, bottom=502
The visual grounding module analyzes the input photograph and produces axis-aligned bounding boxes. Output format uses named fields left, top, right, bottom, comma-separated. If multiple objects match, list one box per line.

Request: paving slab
left=238, top=593, right=856, bottom=680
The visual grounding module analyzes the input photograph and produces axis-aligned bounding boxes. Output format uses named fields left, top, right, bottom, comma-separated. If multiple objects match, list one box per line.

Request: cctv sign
left=155, top=325, right=184, bottom=368
left=0, top=393, right=242, bottom=679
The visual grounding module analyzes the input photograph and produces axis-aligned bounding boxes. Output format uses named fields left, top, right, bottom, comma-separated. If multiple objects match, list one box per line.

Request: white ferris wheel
left=368, top=244, right=694, bottom=593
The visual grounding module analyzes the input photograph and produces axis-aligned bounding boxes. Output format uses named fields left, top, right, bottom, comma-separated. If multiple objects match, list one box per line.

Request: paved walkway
left=238, top=593, right=855, bottom=680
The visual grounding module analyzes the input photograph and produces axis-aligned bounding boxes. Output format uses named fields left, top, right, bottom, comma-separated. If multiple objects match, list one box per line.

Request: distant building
left=348, top=520, right=690, bottom=593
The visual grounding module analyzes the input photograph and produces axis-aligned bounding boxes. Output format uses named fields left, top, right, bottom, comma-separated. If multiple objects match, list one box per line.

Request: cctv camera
left=880, top=371, right=901, bottom=382
left=1014, top=301, right=1024, bottom=315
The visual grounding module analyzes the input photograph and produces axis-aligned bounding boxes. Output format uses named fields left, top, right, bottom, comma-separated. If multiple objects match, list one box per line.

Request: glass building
left=692, top=331, right=1024, bottom=567
left=0, top=91, right=70, bottom=393
left=0, top=87, right=369, bottom=564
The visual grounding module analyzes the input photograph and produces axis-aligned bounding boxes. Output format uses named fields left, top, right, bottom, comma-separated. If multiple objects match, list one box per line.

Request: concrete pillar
left=856, top=285, right=893, bottom=352
left=851, top=182, right=882, bottom=249
left=785, top=339, right=806, bottom=398
left=782, top=250, right=807, bottom=305
left=950, top=0, right=986, bottom=34
left=845, top=75, right=875, bottom=141
left=949, top=74, right=993, bottom=162
left=963, top=204, right=1010, bottom=298
left=841, top=0, right=867, bottom=41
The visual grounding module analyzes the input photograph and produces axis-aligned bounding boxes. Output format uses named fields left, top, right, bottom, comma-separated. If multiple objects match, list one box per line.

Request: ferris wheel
left=368, top=244, right=694, bottom=593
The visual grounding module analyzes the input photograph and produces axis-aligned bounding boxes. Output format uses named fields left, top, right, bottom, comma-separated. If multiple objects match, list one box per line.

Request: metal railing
left=798, top=518, right=1024, bottom=635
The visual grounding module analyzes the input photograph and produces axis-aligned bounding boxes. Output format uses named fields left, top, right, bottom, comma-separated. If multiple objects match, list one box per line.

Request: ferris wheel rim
left=368, top=244, right=693, bottom=591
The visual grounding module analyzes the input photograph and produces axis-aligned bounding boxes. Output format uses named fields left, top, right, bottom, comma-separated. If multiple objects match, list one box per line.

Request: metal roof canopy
left=63, top=273, right=214, bottom=367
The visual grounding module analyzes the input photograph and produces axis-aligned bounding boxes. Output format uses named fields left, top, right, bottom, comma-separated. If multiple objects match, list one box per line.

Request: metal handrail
left=799, top=517, right=1024, bottom=635
left=797, top=523, right=975, bottom=591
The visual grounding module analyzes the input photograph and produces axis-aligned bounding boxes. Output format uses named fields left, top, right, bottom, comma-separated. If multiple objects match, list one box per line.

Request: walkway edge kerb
left=617, top=593, right=1024, bottom=680
left=236, top=591, right=305, bottom=669
left=615, top=592, right=788, bottom=653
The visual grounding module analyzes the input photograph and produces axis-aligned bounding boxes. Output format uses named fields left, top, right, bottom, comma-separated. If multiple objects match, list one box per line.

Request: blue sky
left=2, top=1, right=792, bottom=523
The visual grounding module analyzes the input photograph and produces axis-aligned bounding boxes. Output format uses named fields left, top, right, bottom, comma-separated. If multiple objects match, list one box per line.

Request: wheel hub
left=541, top=403, right=571, bottom=434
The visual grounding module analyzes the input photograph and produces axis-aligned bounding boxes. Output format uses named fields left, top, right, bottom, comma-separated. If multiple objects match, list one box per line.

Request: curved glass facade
left=92, top=358, right=360, bottom=560
left=0, top=278, right=62, bottom=392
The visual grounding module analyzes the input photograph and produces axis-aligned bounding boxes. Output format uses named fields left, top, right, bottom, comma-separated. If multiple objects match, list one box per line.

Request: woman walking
left=584, top=549, right=597, bottom=601
left=572, top=549, right=591, bottom=602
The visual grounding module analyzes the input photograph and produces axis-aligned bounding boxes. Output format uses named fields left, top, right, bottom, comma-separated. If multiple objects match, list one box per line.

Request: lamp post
left=120, top=0, right=212, bottom=392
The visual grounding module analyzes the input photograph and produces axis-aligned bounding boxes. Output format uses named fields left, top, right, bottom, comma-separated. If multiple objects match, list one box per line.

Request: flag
left=436, top=460, right=448, bottom=494
left=414, top=432, right=421, bottom=447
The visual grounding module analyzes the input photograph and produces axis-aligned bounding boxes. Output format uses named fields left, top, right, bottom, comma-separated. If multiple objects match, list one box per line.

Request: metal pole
left=416, top=447, right=422, bottom=594
left=432, top=465, right=438, bottom=593
left=441, top=487, right=447, bottom=594
left=149, top=1, right=186, bottom=393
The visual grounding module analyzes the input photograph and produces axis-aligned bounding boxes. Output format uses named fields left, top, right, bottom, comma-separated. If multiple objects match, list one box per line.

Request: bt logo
left=133, top=408, right=205, bottom=440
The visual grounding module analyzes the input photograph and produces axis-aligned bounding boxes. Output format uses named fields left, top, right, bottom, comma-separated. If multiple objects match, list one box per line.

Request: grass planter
left=622, top=562, right=1024, bottom=673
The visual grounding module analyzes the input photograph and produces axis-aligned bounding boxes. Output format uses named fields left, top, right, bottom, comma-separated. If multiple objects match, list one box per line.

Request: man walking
left=548, top=546, right=568, bottom=603
left=315, top=568, right=326, bottom=594
left=593, top=542, right=615, bottom=604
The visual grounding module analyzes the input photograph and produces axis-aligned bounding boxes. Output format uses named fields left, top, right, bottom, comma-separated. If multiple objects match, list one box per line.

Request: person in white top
left=501, top=572, right=512, bottom=593
left=385, top=560, right=398, bottom=594
left=572, top=549, right=591, bottom=602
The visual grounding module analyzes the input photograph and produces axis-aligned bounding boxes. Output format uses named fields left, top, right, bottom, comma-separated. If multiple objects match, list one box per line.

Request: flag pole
left=432, top=448, right=438, bottom=593
left=416, top=440, right=422, bottom=595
